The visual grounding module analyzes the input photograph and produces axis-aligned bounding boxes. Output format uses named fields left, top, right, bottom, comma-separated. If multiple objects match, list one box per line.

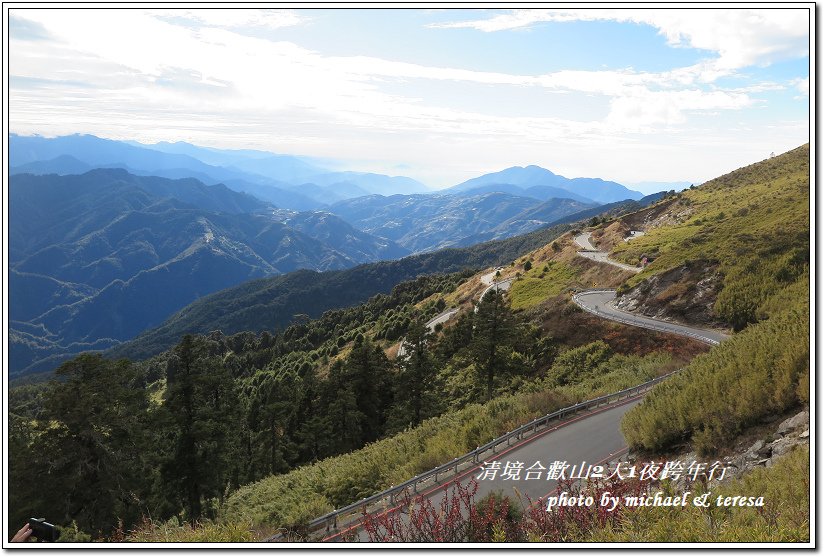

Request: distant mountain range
left=108, top=189, right=671, bottom=363
left=107, top=220, right=579, bottom=362
left=443, top=165, right=643, bottom=204
left=10, top=134, right=429, bottom=209
left=330, top=192, right=597, bottom=253
left=8, top=132, right=663, bottom=377
left=11, top=134, right=644, bottom=208
left=9, top=169, right=408, bottom=375
left=448, top=182, right=596, bottom=204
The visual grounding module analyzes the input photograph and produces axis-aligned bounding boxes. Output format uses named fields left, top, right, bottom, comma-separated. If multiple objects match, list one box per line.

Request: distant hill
left=108, top=188, right=665, bottom=363
left=329, top=192, right=597, bottom=253
left=9, top=169, right=408, bottom=375
left=139, top=140, right=326, bottom=183
left=10, top=133, right=255, bottom=184
left=545, top=191, right=668, bottom=227
left=10, top=134, right=432, bottom=207
left=445, top=165, right=643, bottom=203
left=107, top=220, right=575, bottom=361
left=454, top=182, right=595, bottom=204
left=138, top=141, right=430, bottom=195
left=308, top=171, right=430, bottom=196
left=11, top=154, right=93, bottom=175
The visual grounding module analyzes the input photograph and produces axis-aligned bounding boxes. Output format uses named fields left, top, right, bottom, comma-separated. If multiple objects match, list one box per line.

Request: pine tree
left=344, top=336, right=393, bottom=442
left=10, top=354, right=150, bottom=536
left=396, top=318, right=436, bottom=426
left=249, top=369, right=302, bottom=476
left=162, top=335, right=241, bottom=522
left=471, top=289, right=517, bottom=400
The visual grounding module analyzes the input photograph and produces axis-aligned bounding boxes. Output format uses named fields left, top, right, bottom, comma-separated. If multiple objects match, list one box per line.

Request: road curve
left=574, top=232, right=642, bottom=274
left=573, top=232, right=598, bottom=251
left=573, top=290, right=728, bottom=345
left=478, top=278, right=513, bottom=302
left=325, top=395, right=643, bottom=542
left=397, top=308, right=461, bottom=358
left=311, top=232, right=730, bottom=542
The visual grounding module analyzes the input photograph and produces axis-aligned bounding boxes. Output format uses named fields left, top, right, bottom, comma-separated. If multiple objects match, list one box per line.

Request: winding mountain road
left=572, top=230, right=728, bottom=344
left=478, top=277, right=513, bottom=301
left=314, top=229, right=728, bottom=542
left=397, top=308, right=461, bottom=358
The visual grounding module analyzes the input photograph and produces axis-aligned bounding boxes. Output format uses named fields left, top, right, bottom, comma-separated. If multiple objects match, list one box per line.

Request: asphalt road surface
left=326, top=396, right=642, bottom=541
left=573, top=290, right=728, bottom=345
left=426, top=308, right=460, bottom=331
left=573, top=232, right=598, bottom=251
left=315, top=231, right=728, bottom=542
left=574, top=232, right=641, bottom=274
left=397, top=308, right=461, bottom=358
left=478, top=278, right=513, bottom=302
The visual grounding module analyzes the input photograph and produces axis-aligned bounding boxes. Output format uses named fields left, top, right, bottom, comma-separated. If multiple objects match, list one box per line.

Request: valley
left=9, top=134, right=651, bottom=376
left=6, top=142, right=810, bottom=545
left=5, top=6, right=811, bottom=547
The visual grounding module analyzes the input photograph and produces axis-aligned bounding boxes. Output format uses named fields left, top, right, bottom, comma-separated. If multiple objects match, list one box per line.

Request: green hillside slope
left=620, top=145, right=809, bottom=454
left=611, top=144, right=809, bottom=331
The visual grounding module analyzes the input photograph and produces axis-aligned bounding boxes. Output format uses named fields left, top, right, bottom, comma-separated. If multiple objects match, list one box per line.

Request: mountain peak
left=447, top=165, right=642, bottom=203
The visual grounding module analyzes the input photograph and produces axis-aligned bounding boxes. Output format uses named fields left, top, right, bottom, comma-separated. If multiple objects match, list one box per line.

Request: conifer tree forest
left=9, top=270, right=544, bottom=537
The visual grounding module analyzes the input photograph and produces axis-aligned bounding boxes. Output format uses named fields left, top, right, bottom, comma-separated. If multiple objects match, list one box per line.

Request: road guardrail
left=267, top=368, right=678, bottom=541
left=265, top=289, right=722, bottom=541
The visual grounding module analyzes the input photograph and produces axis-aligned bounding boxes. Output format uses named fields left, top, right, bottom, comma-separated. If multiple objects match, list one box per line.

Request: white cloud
left=430, top=9, right=810, bottom=70
left=606, top=89, right=752, bottom=131
left=8, top=9, right=810, bottom=187
left=151, top=8, right=307, bottom=29
left=792, top=76, right=810, bottom=96
left=14, top=10, right=751, bottom=139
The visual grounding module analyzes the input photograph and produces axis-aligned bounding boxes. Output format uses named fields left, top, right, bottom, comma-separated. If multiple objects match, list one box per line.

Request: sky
left=7, top=6, right=812, bottom=192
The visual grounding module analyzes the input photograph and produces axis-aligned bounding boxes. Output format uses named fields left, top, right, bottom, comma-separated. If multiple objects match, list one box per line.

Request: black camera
left=29, top=518, right=59, bottom=542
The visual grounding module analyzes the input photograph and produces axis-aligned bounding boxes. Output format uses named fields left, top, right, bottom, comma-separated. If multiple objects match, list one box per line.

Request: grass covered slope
left=621, top=145, right=810, bottom=455
left=611, top=144, right=809, bottom=331
left=622, top=287, right=809, bottom=455
left=587, top=447, right=809, bottom=542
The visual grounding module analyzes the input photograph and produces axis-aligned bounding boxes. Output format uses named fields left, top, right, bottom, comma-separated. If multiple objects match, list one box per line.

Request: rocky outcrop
left=728, top=409, right=809, bottom=477
left=639, top=408, right=809, bottom=493
left=615, top=261, right=727, bottom=328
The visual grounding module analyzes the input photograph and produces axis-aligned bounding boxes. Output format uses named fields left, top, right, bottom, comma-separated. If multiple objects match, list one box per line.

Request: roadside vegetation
left=304, top=445, right=807, bottom=543
left=622, top=289, right=808, bottom=455
left=218, top=343, right=674, bottom=532
left=586, top=447, right=809, bottom=542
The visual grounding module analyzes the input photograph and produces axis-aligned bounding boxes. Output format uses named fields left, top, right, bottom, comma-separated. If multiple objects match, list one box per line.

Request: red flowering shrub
left=358, top=475, right=650, bottom=543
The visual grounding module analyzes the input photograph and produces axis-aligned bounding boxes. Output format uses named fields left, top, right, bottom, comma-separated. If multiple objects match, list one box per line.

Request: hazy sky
left=8, top=7, right=811, bottom=191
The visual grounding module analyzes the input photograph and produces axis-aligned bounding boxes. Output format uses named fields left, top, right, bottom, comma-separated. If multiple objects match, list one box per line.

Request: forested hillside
left=107, top=220, right=578, bottom=360
left=109, top=191, right=668, bottom=364
left=8, top=199, right=702, bottom=538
